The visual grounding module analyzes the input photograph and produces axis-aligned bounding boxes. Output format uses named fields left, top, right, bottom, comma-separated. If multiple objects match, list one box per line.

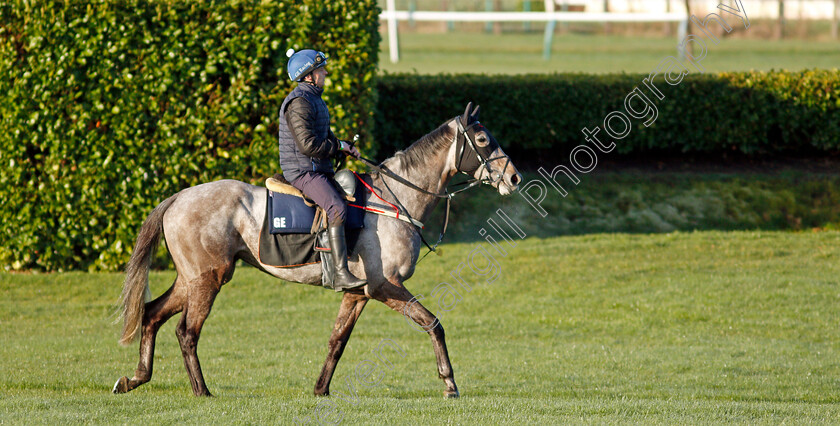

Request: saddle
left=258, top=171, right=366, bottom=273
left=265, top=173, right=357, bottom=233
left=266, top=173, right=356, bottom=205
left=266, top=175, right=317, bottom=207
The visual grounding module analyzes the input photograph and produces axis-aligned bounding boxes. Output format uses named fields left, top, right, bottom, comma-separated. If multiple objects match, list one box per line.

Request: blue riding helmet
left=286, top=49, right=328, bottom=82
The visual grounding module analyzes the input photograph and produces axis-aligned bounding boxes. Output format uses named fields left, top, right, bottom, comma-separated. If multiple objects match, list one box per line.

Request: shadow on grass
left=425, top=169, right=840, bottom=245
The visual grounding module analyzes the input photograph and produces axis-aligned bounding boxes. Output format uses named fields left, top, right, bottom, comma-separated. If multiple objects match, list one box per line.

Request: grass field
left=378, top=32, right=840, bottom=74
left=2, top=231, right=840, bottom=423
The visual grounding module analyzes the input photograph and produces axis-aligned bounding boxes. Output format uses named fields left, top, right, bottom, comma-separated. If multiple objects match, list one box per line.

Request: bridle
left=358, top=117, right=509, bottom=198
left=354, top=116, right=512, bottom=256
left=453, top=118, right=510, bottom=188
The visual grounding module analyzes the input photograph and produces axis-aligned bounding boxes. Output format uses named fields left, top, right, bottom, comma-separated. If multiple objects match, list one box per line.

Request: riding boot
left=329, top=222, right=366, bottom=291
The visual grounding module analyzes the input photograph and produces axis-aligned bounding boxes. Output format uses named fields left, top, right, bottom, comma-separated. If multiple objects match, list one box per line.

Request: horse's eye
left=477, top=136, right=487, bottom=143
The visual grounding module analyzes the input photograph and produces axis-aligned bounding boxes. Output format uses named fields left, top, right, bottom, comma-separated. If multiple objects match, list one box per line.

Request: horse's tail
left=118, top=193, right=179, bottom=346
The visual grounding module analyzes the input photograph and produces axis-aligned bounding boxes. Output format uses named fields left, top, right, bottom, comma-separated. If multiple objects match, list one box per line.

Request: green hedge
left=0, top=0, right=380, bottom=271
left=374, top=70, right=840, bottom=160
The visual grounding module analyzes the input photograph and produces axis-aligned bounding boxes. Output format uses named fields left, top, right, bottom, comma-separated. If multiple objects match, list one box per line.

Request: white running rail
left=380, top=8, right=688, bottom=63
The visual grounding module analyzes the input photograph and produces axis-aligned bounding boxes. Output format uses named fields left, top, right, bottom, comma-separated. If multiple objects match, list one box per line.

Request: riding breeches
left=290, top=171, right=346, bottom=224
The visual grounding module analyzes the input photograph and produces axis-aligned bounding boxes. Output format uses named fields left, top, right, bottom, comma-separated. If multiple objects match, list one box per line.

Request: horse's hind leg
left=314, top=291, right=369, bottom=396
left=175, top=273, right=222, bottom=397
left=113, top=280, right=184, bottom=393
left=372, top=283, right=459, bottom=398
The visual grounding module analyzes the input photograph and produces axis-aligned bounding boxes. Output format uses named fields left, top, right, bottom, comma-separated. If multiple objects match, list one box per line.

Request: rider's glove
left=339, top=140, right=360, bottom=158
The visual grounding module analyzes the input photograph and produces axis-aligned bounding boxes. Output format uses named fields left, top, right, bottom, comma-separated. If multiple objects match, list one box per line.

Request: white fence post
left=387, top=0, right=400, bottom=63
left=677, top=16, right=688, bottom=61
left=543, top=0, right=556, bottom=60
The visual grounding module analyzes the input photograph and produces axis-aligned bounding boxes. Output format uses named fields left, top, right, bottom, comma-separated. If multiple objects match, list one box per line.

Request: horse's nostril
left=509, top=174, right=520, bottom=186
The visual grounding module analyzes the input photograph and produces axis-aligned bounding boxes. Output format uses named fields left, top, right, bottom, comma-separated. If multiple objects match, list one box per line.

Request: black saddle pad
left=258, top=182, right=366, bottom=268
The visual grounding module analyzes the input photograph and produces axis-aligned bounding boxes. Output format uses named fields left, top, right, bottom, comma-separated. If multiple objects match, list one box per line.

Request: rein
left=348, top=171, right=425, bottom=229
left=353, top=154, right=456, bottom=256
left=351, top=117, right=507, bottom=257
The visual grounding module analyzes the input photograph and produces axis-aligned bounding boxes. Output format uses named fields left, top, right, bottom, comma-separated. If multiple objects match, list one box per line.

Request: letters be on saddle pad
left=269, top=191, right=318, bottom=234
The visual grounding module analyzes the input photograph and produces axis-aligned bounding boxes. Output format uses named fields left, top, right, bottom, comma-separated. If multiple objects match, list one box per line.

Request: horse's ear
left=462, top=102, right=473, bottom=125
left=471, top=105, right=481, bottom=119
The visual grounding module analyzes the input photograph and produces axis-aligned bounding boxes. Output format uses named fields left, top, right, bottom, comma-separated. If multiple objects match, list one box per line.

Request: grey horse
left=113, top=103, right=522, bottom=397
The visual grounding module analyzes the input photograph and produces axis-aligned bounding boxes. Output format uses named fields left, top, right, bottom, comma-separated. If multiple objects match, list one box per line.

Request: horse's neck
left=374, top=122, right=457, bottom=224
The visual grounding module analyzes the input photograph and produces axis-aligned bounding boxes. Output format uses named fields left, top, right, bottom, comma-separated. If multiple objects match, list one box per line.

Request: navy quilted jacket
left=278, top=83, right=340, bottom=182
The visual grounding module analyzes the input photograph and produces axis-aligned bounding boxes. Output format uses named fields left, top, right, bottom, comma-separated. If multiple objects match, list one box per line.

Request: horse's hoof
left=112, top=376, right=130, bottom=394
left=444, top=389, right=460, bottom=399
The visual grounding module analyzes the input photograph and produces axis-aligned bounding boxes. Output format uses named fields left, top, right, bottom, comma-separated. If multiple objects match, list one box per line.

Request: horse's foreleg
left=113, top=282, right=184, bottom=394
left=175, top=282, right=220, bottom=397
left=374, top=284, right=459, bottom=398
left=314, top=291, right=369, bottom=396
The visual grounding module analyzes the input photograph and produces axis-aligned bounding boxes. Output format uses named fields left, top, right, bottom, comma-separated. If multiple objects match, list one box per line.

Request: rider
left=279, top=48, right=366, bottom=291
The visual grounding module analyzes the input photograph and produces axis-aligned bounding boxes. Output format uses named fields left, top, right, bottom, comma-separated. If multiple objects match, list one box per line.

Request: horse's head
left=453, top=102, right=522, bottom=196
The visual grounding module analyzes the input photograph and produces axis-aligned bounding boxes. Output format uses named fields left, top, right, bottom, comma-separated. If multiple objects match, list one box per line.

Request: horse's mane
left=383, top=121, right=454, bottom=173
